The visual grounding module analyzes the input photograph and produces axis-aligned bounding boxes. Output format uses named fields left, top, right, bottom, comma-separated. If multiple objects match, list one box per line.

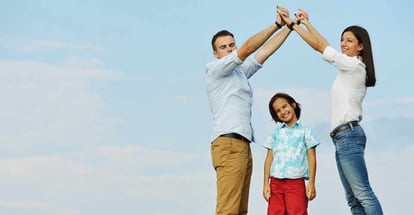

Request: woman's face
left=341, top=31, right=363, bottom=57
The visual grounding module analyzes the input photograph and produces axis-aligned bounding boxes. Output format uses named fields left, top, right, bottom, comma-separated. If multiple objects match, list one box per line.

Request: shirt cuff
left=232, top=49, right=243, bottom=64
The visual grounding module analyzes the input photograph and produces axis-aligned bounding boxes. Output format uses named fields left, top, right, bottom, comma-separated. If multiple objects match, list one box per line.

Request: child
left=263, top=92, right=320, bottom=215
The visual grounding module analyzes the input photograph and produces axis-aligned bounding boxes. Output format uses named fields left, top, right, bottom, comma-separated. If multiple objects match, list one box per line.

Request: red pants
left=267, top=177, right=308, bottom=215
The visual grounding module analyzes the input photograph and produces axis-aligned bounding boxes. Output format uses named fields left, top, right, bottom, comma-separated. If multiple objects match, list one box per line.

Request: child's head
left=268, top=93, right=301, bottom=125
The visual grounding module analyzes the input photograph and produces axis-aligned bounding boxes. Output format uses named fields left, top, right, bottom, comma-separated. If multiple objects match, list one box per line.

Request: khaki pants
left=211, top=136, right=253, bottom=215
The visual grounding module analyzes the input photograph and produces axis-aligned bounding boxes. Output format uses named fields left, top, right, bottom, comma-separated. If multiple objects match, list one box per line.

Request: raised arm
left=254, top=8, right=291, bottom=64
left=281, top=8, right=329, bottom=54
left=237, top=6, right=284, bottom=61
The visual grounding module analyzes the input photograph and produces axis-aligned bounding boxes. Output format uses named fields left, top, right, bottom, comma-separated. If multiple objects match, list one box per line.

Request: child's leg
left=285, top=178, right=308, bottom=215
left=267, top=177, right=286, bottom=215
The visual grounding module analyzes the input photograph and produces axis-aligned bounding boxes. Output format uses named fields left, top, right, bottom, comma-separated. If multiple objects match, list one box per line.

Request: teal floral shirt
left=263, top=121, right=320, bottom=179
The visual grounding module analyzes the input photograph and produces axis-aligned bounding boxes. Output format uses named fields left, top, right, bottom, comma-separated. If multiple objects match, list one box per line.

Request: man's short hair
left=211, top=30, right=234, bottom=51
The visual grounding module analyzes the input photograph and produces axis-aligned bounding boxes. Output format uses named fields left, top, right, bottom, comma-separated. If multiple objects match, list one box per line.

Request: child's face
left=272, top=97, right=297, bottom=126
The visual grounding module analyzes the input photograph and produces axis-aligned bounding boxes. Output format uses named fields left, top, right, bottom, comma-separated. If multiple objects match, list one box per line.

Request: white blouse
left=322, top=46, right=367, bottom=130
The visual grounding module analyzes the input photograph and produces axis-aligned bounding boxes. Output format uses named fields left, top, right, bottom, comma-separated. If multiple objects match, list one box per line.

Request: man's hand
left=276, top=5, right=289, bottom=26
left=277, top=5, right=293, bottom=25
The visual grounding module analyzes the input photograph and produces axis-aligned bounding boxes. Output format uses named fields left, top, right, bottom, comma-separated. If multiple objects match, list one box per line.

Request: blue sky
left=0, top=0, right=413, bottom=214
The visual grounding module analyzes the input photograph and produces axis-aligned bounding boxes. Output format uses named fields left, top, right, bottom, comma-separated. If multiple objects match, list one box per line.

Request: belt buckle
left=330, top=121, right=358, bottom=138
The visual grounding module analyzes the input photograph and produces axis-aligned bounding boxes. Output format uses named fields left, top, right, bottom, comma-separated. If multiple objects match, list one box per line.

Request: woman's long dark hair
left=268, top=93, right=301, bottom=123
left=342, top=25, right=376, bottom=87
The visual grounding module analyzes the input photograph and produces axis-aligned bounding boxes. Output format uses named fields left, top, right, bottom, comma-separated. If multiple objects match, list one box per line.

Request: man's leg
left=211, top=137, right=250, bottom=215
left=238, top=145, right=252, bottom=215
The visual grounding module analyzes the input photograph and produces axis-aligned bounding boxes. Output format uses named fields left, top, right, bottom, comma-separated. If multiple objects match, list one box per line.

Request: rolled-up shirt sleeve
left=205, top=51, right=243, bottom=78
left=322, top=45, right=363, bottom=72
left=322, top=46, right=336, bottom=63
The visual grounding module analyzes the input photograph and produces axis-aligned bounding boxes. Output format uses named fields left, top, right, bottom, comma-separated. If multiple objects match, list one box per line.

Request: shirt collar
left=281, top=121, right=301, bottom=128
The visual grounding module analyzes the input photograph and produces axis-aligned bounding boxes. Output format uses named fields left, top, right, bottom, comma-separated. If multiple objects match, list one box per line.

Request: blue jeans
left=331, top=124, right=383, bottom=215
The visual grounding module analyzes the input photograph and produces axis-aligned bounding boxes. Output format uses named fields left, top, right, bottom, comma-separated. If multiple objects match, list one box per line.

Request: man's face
left=213, top=35, right=237, bottom=59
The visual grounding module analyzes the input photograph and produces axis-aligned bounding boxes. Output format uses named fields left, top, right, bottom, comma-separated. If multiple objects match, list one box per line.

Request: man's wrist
left=275, top=21, right=283, bottom=29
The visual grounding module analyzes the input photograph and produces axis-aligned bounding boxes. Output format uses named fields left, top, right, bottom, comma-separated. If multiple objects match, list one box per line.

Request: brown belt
left=220, top=133, right=251, bottom=143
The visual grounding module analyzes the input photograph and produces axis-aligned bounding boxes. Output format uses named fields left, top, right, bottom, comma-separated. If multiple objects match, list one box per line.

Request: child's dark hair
left=268, top=92, right=301, bottom=123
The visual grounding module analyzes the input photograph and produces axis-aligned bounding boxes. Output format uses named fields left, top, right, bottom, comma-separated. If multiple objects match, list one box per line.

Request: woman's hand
left=296, top=9, right=309, bottom=22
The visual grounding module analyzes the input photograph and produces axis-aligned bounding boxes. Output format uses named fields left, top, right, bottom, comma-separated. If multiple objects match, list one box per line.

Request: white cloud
left=365, top=96, right=414, bottom=121
left=75, top=145, right=200, bottom=171
left=1, top=143, right=408, bottom=215
left=0, top=200, right=78, bottom=215
left=21, top=39, right=104, bottom=53
left=0, top=148, right=216, bottom=215
left=62, top=57, right=106, bottom=68
left=0, top=60, right=119, bottom=152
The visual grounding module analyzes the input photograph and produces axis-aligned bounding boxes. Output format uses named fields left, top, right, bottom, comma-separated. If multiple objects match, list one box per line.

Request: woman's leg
left=333, top=126, right=383, bottom=215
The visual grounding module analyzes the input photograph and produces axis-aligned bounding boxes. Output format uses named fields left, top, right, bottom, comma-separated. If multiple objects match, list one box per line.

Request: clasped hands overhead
left=276, top=5, right=309, bottom=25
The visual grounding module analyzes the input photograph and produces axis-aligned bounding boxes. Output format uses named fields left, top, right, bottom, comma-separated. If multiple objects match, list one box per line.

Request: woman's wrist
left=287, top=20, right=301, bottom=31
left=287, top=21, right=296, bottom=31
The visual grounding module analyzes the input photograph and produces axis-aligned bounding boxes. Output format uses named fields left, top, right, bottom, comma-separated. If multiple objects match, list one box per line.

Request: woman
left=278, top=6, right=383, bottom=215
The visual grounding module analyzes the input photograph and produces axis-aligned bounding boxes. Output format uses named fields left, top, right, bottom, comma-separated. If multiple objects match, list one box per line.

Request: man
left=205, top=7, right=292, bottom=215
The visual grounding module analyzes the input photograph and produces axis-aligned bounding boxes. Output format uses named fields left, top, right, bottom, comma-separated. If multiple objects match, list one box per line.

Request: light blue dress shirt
left=263, top=122, right=320, bottom=179
left=205, top=51, right=262, bottom=142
